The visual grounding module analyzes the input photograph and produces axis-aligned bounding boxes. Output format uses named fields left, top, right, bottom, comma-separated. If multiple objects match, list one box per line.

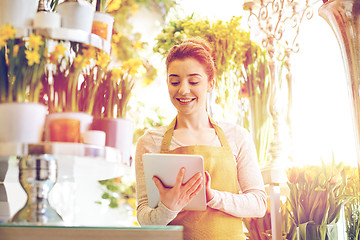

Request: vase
left=91, top=118, right=134, bottom=165
left=0, top=103, right=47, bottom=143
left=0, top=0, right=38, bottom=28
left=56, top=0, right=95, bottom=33
left=296, top=223, right=338, bottom=240
left=319, top=0, right=360, bottom=177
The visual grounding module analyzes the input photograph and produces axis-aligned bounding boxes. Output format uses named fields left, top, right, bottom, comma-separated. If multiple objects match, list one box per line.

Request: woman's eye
left=170, top=82, right=180, bottom=86
left=190, top=82, right=199, bottom=85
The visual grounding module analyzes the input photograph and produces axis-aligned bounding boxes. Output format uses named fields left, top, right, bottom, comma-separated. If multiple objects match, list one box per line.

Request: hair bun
left=183, top=37, right=213, bottom=57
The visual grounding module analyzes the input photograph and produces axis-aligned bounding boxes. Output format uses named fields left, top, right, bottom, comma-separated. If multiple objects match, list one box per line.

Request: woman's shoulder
left=216, top=121, right=251, bottom=138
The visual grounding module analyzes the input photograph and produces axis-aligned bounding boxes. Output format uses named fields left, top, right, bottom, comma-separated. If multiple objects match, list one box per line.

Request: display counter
left=0, top=224, right=183, bottom=240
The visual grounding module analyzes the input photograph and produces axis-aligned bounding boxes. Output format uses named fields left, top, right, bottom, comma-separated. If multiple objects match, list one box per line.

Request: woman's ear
left=208, top=78, right=215, bottom=92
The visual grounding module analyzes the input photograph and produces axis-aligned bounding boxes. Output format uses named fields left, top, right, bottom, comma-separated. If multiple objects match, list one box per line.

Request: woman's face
left=167, top=58, right=214, bottom=116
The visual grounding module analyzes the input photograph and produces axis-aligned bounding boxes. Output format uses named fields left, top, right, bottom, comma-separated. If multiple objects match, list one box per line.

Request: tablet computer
left=142, top=153, right=206, bottom=211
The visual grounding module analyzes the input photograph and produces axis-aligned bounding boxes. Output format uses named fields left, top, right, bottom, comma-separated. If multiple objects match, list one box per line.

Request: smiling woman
left=135, top=37, right=267, bottom=240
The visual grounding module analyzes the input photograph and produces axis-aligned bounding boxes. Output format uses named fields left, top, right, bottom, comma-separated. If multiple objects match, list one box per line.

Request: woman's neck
left=175, top=110, right=211, bottom=130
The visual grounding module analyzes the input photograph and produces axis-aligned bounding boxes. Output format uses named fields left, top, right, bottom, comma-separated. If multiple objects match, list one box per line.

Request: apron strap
left=160, top=116, right=232, bottom=152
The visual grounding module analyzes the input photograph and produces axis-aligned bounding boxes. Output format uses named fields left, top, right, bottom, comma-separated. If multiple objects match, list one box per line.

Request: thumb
left=152, top=176, right=165, bottom=193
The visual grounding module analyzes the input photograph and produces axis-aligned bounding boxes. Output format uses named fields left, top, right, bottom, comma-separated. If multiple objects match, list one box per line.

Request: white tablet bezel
left=142, top=153, right=206, bottom=211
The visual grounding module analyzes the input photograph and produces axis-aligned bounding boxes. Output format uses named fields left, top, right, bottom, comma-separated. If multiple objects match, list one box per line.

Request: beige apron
left=160, top=117, right=245, bottom=240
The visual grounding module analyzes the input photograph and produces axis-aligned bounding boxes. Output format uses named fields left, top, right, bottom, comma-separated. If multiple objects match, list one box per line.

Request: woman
left=135, top=37, right=267, bottom=240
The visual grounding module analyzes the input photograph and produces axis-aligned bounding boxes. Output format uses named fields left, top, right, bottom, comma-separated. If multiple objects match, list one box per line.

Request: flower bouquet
left=286, top=159, right=351, bottom=240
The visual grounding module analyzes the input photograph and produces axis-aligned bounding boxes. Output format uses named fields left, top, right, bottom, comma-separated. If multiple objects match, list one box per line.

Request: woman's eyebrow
left=169, top=74, right=180, bottom=77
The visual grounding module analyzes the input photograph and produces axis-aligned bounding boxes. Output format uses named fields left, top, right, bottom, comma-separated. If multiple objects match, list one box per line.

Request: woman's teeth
left=178, top=99, right=193, bottom=103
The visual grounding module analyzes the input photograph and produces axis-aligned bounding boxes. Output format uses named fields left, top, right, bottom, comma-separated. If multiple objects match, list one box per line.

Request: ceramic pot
left=91, top=12, right=114, bottom=42
left=45, top=112, right=93, bottom=142
left=56, top=0, right=95, bottom=33
left=0, top=103, right=47, bottom=143
left=92, top=118, right=134, bottom=165
left=0, top=0, right=38, bottom=28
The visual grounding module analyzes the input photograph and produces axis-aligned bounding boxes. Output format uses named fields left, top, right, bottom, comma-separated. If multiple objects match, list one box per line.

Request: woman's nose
left=179, top=82, right=190, bottom=94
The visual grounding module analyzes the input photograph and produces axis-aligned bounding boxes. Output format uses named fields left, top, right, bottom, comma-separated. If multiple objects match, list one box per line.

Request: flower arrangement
left=0, top=24, right=47, bottom=103
left=42, top=43, right=108, bottom=114
left=92, top=58, right=147, bottom=119
left=285, top=159, right=351, bottom=239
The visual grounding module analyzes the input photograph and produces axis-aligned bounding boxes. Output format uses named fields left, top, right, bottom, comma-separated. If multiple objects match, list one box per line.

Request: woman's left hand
left=204, top=171, right=214, bottom=202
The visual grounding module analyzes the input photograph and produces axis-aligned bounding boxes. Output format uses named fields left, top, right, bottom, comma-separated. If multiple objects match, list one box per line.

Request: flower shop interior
left=0, top=0, right=359, bottom=239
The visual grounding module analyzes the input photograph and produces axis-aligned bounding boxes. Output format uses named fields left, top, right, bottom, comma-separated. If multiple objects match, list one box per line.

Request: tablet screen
left=142, top=153, right=206, bottom=211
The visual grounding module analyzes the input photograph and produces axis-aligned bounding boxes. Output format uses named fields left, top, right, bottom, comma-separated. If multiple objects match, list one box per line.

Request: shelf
left=1, top=142, right=129, bottom=181
left=0, top=224, right=183, bottom=240
left=15, top=27, right=111, bottom=53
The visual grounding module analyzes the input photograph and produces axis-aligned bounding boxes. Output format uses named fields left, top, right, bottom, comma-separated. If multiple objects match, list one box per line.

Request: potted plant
left=91, top=58, right=147, bottom=164
left=42, top=43, right=105, bottom=142
left=0, top=24, right=48, bottom=143
left=285, top=159, right=351, bottom=240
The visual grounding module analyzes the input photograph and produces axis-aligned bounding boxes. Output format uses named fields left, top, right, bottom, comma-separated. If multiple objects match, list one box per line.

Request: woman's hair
left=165, top=37, right=216, bottom=81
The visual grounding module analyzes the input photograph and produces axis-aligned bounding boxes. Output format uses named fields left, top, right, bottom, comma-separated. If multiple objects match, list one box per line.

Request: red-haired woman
left=135, top=37, right=267, bottom=240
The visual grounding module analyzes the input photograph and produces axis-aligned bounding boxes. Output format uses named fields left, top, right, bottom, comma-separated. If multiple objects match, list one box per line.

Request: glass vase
left=319, top=0, right=360, bottom=177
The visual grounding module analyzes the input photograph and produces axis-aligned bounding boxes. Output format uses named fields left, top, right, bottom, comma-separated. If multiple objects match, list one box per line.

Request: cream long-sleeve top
left=135, top=121, right=267, bottom=226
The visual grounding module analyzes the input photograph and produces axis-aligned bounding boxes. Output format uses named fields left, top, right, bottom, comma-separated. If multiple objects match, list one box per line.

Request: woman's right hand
left=152, top=167, right=203, bottom=211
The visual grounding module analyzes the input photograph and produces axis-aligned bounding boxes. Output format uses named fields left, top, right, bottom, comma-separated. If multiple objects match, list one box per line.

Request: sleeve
left=206, top=125, right=267, bottom=218
left=135, top=131, right=180, bottom=225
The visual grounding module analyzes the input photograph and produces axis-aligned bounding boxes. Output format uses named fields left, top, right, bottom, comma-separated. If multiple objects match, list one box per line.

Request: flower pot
left=56, top=0, right=95, bottom=33
left=91, top=12, right=114, bottom=43
left=0, top=0, right=38, bottom=28
left=296, top=223, right=338, bottom=240
left=0, top=103, right=47, bottom=143
left=45, top=112, right=93, bottom=142
left=92, top=118, right=134, bottom=165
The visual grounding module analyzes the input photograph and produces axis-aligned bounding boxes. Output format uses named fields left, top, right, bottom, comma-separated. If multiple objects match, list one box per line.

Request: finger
left=174, top=167, right=185, bottom=188
left=188, top=182, right=203, bottom=200
left=205, top=171, right=211, bottom=188
left=152, top=176, right=165, bottom=193
left=184, top=172, right=202, bottom=186
left=186, top=175, right=203, bottom=195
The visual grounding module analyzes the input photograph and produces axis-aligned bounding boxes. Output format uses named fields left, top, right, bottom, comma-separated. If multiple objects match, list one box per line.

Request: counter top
left=0, top=224, right=183, bottom=240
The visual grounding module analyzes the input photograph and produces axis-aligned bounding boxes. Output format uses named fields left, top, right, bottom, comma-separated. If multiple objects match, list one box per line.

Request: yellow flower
left=127, top=198, right=137, bottom=209
left=0, top=24, right=16, bottom=40
left=74, top=54, right=85, bottom=68
left=25, top=50, right=41, bottom=66
left=48, top=43, right=67, bottom=64
left=133, top=40, right=143, bottom=50
left=131, top=4, right=139, bottom=14
left=111, top=68, right=122, bottom=82
left=112, top=32, right=123, bottom=43
left=287, top=167, right=299, bottom=184
left=107, top=0, right=121, bottom=12
left=121, top=59, right=144, bottom=77
left=27, top=34, right=43, bottom=50
left=96, top=52, right=110, bottom=69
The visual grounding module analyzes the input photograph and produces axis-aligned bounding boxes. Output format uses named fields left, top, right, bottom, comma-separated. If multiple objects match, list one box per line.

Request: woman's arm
left=206, top=124, right=267, bottom=218
left=135, top=131, right=180, bottom=225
